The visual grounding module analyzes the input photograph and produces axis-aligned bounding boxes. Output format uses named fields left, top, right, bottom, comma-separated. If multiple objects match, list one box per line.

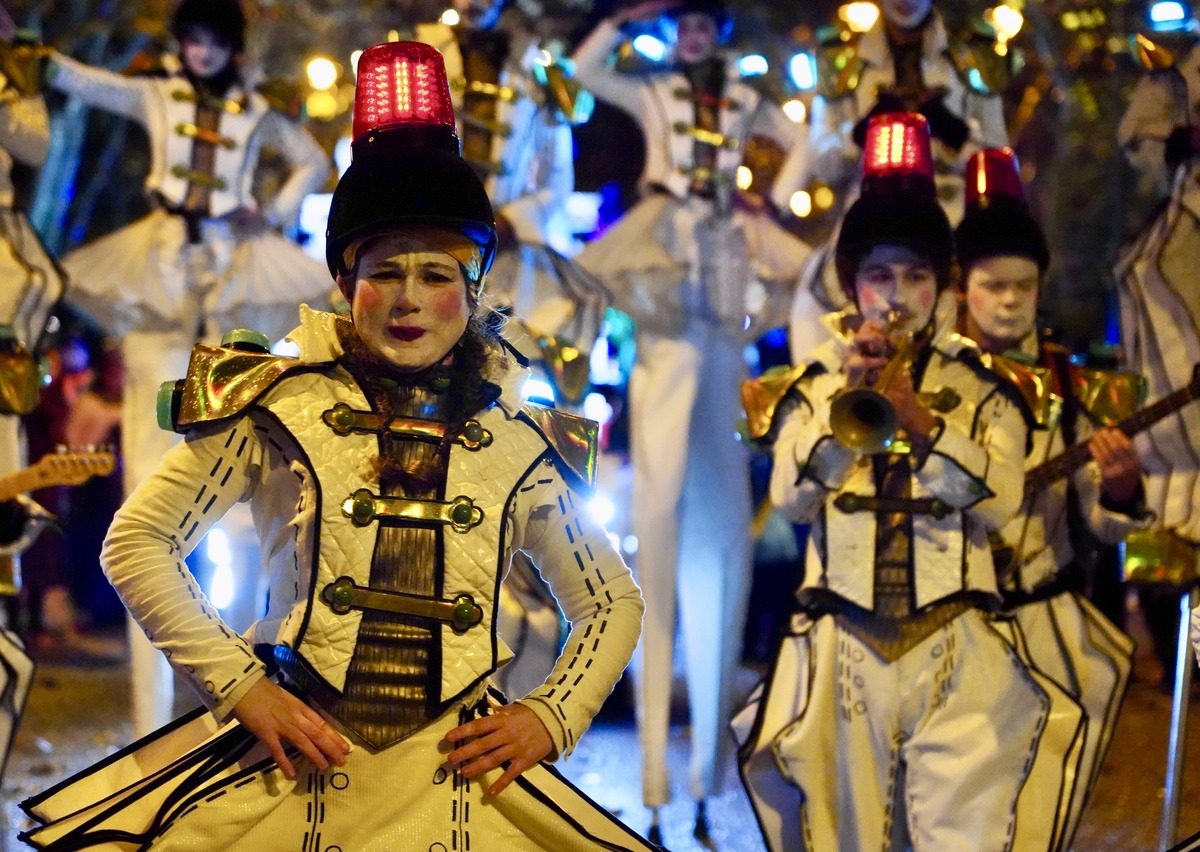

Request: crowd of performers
left=0, top=0, right=1198, bottom=849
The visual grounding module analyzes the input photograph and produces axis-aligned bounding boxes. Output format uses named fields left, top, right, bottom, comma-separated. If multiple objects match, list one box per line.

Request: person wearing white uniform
left=571, top=0, right=811, bottom=839
left=957, top=147, right=1147, bottom=849
left=1116, top=32, right=1200, bottom=675
left=20, top=41, right=653, bottom=851
left=414, top=1, right=607, bottom=700
left=779, top=0, right=1008, bottom=366
left=0, top=33, right=59, bottom=780
left=736, top=114, right=1080, bottom=851
left=46, top=0, right=333, bottom=738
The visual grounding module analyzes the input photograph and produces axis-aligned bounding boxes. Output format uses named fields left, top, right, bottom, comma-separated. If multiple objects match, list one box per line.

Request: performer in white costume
left=20, top=41, right=652, bottom=851
left=735, top=114, right=1080, bottom=852
left=571, top=0, right=811, bottom=838
left=0, top=31, right=62, bottom=780
left=957, top=147, right=1146, bottom=849
left=46, top=0, right=333, bottom=737
left=413, top=0, right=607, bottom=701
left=1116, top=32, right=1200, bottom=546
left=780, top=0, right=1008, bottom=365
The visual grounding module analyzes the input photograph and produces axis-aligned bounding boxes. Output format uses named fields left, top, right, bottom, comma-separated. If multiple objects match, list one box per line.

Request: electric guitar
left=1023, top=364, right=1200, bottom=502
left=0, top=450, right=116, bottom=502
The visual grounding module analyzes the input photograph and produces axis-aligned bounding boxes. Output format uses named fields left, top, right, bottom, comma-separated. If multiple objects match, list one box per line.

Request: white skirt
left=63, top=210, right=333, bottom=343
left=20, top=686, right=657, bottom=851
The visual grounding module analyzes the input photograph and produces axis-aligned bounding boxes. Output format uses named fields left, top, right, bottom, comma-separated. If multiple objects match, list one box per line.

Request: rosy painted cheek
left=355, top=284, right=383, bottom=312
left=431, top=289, right=466, bottom=321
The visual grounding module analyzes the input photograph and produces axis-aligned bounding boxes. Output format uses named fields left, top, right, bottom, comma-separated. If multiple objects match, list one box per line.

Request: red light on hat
left=862, top=113, right=934, bottom=183
left=352, top=41, right=457, bottom=143
left=965, top=147, right=1025, bottom=209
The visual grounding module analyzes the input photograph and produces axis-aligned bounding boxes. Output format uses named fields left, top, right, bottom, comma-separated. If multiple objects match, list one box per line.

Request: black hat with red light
left=326, top=41, right=497, bottom=283
left=835, top=113, right=953, bottom=301
left=955, top=147, right=1049, bottom=275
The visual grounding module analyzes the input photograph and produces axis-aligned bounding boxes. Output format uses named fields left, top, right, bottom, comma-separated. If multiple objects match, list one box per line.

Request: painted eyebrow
left=367, top=259, right=458, bottom=274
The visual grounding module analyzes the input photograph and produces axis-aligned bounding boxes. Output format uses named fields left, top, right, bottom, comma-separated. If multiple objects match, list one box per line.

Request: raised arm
left=254, top=109, right=332, bottom=228
left=570, top=17, right=645, bottom=122
left=0, top=95, right=48, bottom=167
left=47, top=51, right=151, bottom=126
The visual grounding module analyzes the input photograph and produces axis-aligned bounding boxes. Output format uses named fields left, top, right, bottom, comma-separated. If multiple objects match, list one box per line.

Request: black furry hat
left=955, top=149, right=1049, bottom=274
left=664, top=0, right=734, bottom=43
left=834, top=114, right=953, bottom=301
left=172, top=0, right=246, bottom=54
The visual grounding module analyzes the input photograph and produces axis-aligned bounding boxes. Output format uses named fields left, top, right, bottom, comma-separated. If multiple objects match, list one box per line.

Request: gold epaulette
left=741, top=363, right=810, bottom=442
left=814, top=23, right=865, bottom=100
left=520, top=404, right=599, bottom=489
left=0, top=40, right=51, bottom=99
left=163, top=342, right=302, bottom=433
left=0, top=344, right=39, bottom=415
left=1069, top=364, right=1147, bottom=427
left=532, top=59, right=595, bottom=126
left=945, top=26, right=1007, bottom=95
left=1129, top=32, right=1198, bottom=71
left=981, top=352, right=1059, bottom=427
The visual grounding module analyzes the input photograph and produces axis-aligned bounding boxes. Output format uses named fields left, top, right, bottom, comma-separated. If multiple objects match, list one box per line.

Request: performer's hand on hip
left=231, top=677, right=351, bottom=779
left=442, top=702, right=554, bottom=797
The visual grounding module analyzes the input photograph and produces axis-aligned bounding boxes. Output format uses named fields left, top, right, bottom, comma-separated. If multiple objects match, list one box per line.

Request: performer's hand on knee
left=442, top=703, right=553, bottom=797
left=231, top=677, right=351, bottom=779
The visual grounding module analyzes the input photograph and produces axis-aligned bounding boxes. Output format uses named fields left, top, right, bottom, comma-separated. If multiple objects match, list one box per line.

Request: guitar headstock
left=32, top=450, right=116, bottom=487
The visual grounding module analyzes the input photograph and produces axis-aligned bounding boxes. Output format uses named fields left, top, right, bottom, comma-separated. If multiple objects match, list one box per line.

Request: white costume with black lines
left=19, top=308, right=651, bottom=851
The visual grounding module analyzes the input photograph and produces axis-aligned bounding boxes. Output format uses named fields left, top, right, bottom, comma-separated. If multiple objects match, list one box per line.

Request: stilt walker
left=571, top=0, right=811, bottom=839
left=45, top=0, right=333, bottom=737
left=414, top=0, right=608, bottom=700
left=737, top=113, right=1081, bottom=852
left=778, top=0, right=1008, bottom=365
left=957, top=147, right=1146, bottom=850
left=20, top=40, right=654, bottom=851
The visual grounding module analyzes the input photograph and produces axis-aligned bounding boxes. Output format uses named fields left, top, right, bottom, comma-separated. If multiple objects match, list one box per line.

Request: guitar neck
left=0, top=467, right=54, bottom=502
left=1025, top=382, right=1200, bottom=498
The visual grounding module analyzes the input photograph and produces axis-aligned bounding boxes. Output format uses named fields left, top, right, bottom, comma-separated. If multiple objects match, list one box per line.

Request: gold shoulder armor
left=0, top=40, right=51, bottom=99
left=981, top=352, right=1059, bottom=426
left=0, top=342, right=40, bottom=415
left=814, top=24, right=865, bottom=100
left=520, top=404, right=599, bottom=489
left=161, top=339, right=301, bottom=433
left=1069, top=365, right=1147, bottom=426
left=742, top=363, right=811, bottom=442
left=945, top=26, right=1008, bottom=96
left=532, top=59, right=595, bottom=126
left=1129, top=32, right=1197, bottom=71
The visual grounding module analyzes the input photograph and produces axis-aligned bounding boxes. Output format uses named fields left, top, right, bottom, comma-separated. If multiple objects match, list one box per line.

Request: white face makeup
left=180, top=26, right=234, bottom=80
left=350, top=234, right=471, bottom=373
left=880, top=0, right=932, bottom=30
left=963, top=254, right=1040, bottom=353
left=674, top=13, right=719, bottom=64
left=853, top=243, right=939, bottom=335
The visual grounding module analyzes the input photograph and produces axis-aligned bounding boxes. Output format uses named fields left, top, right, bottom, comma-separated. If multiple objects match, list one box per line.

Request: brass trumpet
left=830, top=310, right=919, bottom=454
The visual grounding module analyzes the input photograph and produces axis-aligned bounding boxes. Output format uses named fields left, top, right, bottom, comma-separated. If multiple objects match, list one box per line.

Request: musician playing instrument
left=957, top=147, right=1149, bottom=847
left=735, top=115, right=1078, bottom=852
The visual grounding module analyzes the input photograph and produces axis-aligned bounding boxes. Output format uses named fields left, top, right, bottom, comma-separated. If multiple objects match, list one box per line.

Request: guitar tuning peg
left=55, top=443, right=67, bottom=454
left=86, top=444, right=96, bottom=453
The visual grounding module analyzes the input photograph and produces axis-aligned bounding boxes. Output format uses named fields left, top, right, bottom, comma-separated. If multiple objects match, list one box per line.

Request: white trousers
left=628, top=320, right=752, bottom=807
left=761, top=611, right=1078, bottom=852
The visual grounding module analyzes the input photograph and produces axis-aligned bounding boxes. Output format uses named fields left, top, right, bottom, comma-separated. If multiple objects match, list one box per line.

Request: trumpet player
left=735, top=114, right=1076, bottom=851
left=957, top=147, right=1147, bottom=848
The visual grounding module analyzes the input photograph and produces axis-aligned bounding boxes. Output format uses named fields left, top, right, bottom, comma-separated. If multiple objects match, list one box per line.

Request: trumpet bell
left=830, top=387, right=898, bottom=454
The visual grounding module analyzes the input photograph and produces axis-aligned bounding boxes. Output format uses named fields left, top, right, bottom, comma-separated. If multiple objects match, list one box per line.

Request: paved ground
left=2, top=608, right=1198, bottom=852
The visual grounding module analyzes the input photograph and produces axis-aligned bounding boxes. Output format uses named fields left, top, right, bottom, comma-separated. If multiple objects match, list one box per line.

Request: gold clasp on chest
left=672, top=122, right=739, bottom=149
left=169, top=164, right=228, bottom=190
left=343, top=489, right=484, bottom=533
left=455, top=78, right=518, bottom=102
left=174, top=122, right=238, bottom=149
left=322, top=403, right=492, bottom=450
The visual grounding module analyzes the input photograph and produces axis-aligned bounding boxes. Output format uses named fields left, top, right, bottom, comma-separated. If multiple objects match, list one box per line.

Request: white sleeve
left=915, top=384, right=1026, bottom=532
left=1118, top=70, right=1182, bottom=185
left=805, top=94, right=859, bottom=187
left=0, top=95, right=49, bottom=167
left=500, top=107, right=574, bottom=245
left=770, top=373, right=860, bottom=522
left=570, top=19, right=646, bottom=123
left=102, top=416, right=268, bottom=720
left=256, top=110, right=332, bottom=228
left=48, top=52, right=151, bottom=126
left=508, top=462, right=644, bottom=760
